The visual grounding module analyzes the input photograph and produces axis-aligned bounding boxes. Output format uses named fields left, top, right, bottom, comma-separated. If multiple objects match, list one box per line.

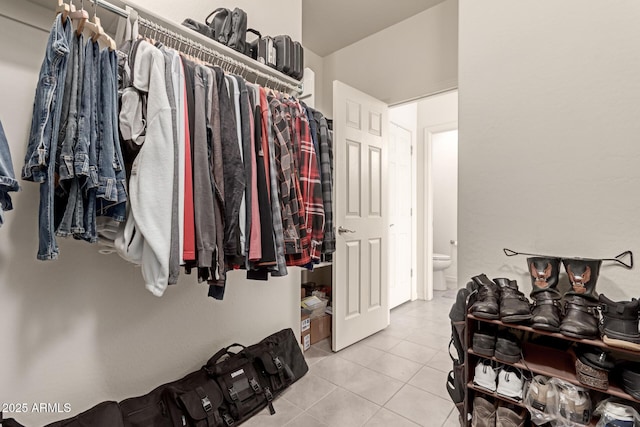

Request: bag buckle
left=273, top=356, right=284, bottom=371
left=201, top=395, right=212, bottom=412
left=265, top=387, right=273, bottom=402
left=250, top=378, right=262, bottom=393
left=222, top=413, right=235, bottom=426
left=228, top=387, right=239, bottom=401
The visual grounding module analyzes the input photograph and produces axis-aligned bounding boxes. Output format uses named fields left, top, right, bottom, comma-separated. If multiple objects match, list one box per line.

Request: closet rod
left=89, top=0, right=303, bottom=94
left=94, top=0, right=128, bottom=18
left=137, top=17, right=303, bottom=94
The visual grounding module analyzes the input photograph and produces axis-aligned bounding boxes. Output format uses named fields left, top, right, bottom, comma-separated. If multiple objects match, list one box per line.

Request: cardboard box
left=301, top=311, right=311, bottom=352
left=310, top=314, right=331, bottom=345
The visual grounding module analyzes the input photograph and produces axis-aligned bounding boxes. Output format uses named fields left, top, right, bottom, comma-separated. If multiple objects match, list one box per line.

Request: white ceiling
left=302, top=0, right=446, bottom=57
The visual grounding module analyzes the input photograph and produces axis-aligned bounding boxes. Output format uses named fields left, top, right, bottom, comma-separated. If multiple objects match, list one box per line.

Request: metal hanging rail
left=92, top=0, right=303, bottom=94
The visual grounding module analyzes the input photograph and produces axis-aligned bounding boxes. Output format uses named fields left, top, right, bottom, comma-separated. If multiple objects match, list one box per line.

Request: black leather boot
left=470, top=274, right=501, bottom=319
left=494, top=278, right=532, bottom=323
left=599, top=294, right=640, bottom=350
left=528, top=257, right=562, bottom=331
left=560, top=258, right=602, bottom=339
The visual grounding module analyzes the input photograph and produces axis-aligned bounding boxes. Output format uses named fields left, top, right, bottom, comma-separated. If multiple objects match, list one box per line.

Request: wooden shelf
left=313, top=262, right=333, bottom=269
left=469, top=343, right=640, bottom=404
left=467, top=314, right=640, bottom=357
left=467, top=382, right=525, bottom=407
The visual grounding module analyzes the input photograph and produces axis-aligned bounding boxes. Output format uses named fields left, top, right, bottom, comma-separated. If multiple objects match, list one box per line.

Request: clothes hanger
left=83, top=0, right=101, bottom=41
left=56, top=0, right=72, bottom=24
left=86, top=1, right=116, bottom=50
left=503, top=248, right=634, bottom=269
left=68, top=0, right=89, bottom=34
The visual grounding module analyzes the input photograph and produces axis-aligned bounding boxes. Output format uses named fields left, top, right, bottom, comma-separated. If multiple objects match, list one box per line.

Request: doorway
left=389, top=90, right=458, bottom=304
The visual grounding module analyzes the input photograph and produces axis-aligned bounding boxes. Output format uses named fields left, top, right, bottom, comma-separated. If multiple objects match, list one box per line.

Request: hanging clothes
left=22, top=14, right=72, bottom=260
left=21, top=15, right=334, bottom=297
left=0, top=119, right=20, bottom=228
left=114, top=39, right=173, bottom=297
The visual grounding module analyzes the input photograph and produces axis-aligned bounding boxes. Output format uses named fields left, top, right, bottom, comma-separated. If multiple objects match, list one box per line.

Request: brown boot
left=496, top=404, right=526, bottom=427
left=471, top=395, right=496, bottom=427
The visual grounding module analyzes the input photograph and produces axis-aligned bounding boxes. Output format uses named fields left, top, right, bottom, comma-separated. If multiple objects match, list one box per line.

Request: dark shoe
left=470, top=274, right=501, bottom=319
left=528, top=257, right=562, bottom=331
left=494, top=278, right=531, bottom=323
left=599, top=294, right=640, bottom=350
left=471, top=395, right=496, bottom=427
left=560, top=258, right=601, bottom=339
left=496, top=404, right=527, bottom=427
left=560, top=295, right=599, bottom=339
left=473, top=331, right=496, bottom=357
left=531, top=291, right=562, bottom=331
left=495, top=331, right=521, bottom=363
left=621, top=362, right=640, bottom=400
left=575, top=346, right=612, bottom=391
left=528, top=256, right=561, bottom=293
left=563, top=258, right=601, bottom=298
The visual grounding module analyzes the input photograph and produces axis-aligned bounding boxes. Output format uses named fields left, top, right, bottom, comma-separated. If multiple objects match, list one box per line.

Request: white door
left=332, top=81, right=389, bottom=351
left=389, top=123, right=413, bottom=308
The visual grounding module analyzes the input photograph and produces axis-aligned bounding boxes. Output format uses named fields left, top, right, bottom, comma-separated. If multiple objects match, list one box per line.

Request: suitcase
left=292, top=41, right=304, bottom=80
left=246, top=28, right=261, bottom=60
left=257, top=36, right=277, bottom=69
left=274, top=35, right=293, bottom=74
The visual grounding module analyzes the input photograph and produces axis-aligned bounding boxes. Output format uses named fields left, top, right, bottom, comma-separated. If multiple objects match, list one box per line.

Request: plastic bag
left=550, top=378, right=592, bottom=426
left=524, top=375, right=558, bottom=425
left=594, top=398, right=639, bottom=427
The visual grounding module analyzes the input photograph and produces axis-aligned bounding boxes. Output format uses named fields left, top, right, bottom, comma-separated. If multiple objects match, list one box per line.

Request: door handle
left=338, top=226, right=355, bottom=234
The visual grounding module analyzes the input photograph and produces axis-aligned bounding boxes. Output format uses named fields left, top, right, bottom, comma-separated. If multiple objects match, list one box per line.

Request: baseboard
left=445, top=275, right=458, bottom=289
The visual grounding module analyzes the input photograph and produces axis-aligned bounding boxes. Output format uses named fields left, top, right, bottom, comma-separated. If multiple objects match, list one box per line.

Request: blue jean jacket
left=22, top=14, right=71, bottom=259
left=0, top=119, right=20, bottom=227
left=22, top=14, right=71, bottom=184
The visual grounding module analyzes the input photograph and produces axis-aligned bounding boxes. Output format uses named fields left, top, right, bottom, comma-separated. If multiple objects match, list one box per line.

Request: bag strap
left=205, top=8, right=230, bottom=26
left=247, top=28, right=261, bottom=38
left=194, top=386, right=222, bottom=427
left=206, top=343, right=247, bottom=366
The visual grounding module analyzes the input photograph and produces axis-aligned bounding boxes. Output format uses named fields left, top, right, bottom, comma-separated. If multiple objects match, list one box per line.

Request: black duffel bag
left=119, top=368, right=229, bottom=427
left=44, top=401, right=124, bottom=427
left=203, top=328, right=308, bottom=424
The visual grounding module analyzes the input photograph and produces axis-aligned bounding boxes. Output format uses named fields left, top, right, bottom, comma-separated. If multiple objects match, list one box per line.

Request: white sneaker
left=474, top=359, right=497, bottom=392
left=497, top=366, right=524, bottom=400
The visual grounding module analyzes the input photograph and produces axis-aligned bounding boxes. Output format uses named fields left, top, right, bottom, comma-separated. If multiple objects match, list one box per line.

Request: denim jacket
left=22, top=14, right=71, bottom=183
left=0, top=119, right=19, bottom=227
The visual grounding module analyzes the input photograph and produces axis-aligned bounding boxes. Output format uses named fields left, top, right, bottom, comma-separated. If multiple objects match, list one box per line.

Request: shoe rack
left=464, top=313, right=640, bottom=426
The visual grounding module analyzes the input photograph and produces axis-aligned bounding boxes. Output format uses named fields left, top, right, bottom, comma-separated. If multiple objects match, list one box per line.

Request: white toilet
left=433, top=253, right=452, bottom=290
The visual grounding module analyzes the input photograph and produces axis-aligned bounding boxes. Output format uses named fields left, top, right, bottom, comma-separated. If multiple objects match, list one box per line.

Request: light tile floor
left=243, top=290, right=460, bottom=427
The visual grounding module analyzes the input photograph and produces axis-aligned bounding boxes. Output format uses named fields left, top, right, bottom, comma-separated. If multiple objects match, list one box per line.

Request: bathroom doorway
left=420, top=91, right=458, bottom=300
left=388, top=91, right=458, bottom=305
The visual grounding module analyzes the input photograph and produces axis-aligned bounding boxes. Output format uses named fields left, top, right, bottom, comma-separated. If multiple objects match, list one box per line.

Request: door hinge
left=410, top=146, right=414, bottom=155
left=410, top=208, right=413, bottom=216
left=410, top=269, right=413, bottom=278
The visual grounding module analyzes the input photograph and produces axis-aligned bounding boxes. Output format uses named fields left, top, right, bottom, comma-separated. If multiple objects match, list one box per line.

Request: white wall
left=0, top=0, right=301, bottom=424
left=322, top=0, right=458, bottom=115
left=303, top=48, right=325, bottom=112
left=459, top=0, right=640, bottom=299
